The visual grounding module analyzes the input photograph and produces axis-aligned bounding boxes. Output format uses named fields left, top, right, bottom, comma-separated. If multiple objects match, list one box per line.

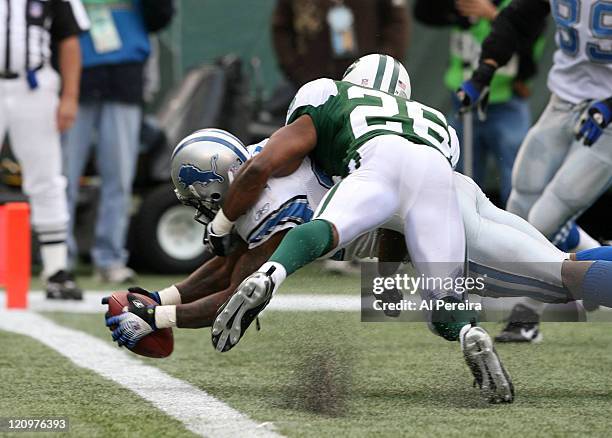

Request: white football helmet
left=171, top=128, right=249, bottom=224
left=342, top=54, right=411, bottom=99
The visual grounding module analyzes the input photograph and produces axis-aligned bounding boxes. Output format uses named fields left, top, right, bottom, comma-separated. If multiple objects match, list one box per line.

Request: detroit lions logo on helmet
left=178, top=155, right=224, bottom=189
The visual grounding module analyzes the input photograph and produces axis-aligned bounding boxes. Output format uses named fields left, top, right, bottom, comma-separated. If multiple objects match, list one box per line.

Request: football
left=106, top=292, right=174, bottom=358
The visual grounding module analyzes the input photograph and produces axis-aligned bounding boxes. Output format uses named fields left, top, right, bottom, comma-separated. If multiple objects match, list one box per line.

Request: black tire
left=130, top=184, right=208, bottom=274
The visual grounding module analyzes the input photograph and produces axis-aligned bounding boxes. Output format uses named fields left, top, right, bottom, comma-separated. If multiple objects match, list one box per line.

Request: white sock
left=158, top=285, right=182, bottom=305
left=40, top=243, right=68, bottom=279
left=259, top=261, right=287, bottom=293
left=155, top=305, right=177, bottom=328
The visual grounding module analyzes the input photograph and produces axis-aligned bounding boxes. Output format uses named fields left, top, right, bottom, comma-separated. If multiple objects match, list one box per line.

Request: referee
left=0, top=0, right=89, bottom=299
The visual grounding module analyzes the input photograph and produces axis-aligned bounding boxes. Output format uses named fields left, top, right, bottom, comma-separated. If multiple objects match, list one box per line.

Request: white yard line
left=0, top=291, right=362, bottom=313
left=0, top=311, right=283, bottom=438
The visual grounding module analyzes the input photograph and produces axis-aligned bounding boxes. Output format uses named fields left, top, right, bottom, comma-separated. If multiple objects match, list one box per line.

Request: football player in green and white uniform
left=205, top=54, right=514, bottom=402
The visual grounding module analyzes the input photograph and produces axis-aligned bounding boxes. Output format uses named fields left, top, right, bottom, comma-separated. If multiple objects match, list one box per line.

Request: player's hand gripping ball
left=102, top=292, right=173, bottom=358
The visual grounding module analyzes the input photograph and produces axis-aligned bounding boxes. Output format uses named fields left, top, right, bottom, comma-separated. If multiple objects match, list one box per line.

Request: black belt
left=0, top=71, right=19, bottom=79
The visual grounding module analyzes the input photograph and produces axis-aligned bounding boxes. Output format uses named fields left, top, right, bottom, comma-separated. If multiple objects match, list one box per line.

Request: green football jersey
left=286, top=78, right=458, bottom=178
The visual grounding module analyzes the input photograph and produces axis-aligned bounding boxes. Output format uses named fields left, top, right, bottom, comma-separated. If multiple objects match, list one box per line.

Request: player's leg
left=518, top=131, right=612, bottom=320
left=455, top=173, right=565, bottom=343
left=268, top=136, right=403, bottom=275
left=401, top=146, right=466, bottom=290
left=212, top=136, right=405, bottom=352
left=506, top=95, right=575, bottom=218
left=457, top=173, right=555, bottom=249
left=460, top=174, right=572, bottom=341
left=397, top=144, right=513, bottom=403
left=92, top=102, right=142, bottom=282
left=528, top=128, right=612, bottom=243
left=455, top=172, right=567, bottom=283
left=6, top=70, right=81, bottom=299
left=500, top=97, right=580, bottom=338
left=212, top=175, right=399, bottom=351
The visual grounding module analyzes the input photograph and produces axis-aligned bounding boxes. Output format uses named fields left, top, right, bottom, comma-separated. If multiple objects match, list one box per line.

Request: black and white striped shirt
left=0, top=0, right=89, bottom=76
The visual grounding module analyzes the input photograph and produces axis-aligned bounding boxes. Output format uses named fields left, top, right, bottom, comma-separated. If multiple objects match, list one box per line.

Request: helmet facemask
left=174, top=189, right=220, bottom=225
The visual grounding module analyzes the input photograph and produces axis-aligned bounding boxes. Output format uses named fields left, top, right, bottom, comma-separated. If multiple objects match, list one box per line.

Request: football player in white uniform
left=106, top=127, right=612, bottom=403
left=458, top=0, right=612, bottom=342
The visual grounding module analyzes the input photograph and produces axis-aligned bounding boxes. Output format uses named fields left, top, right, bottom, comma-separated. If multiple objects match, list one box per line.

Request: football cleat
left=46, top=270, right=83, bottom=300
left=379, top=287, right=403, bottom=318
left=460, top=324, right=514, bottom=404
left=211, top=268, right=276, bottom=352
left=495, top=304, right=542, bottom=343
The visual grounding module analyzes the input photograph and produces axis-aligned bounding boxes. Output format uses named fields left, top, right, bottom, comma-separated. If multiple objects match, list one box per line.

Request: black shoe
left=212, top=268, right=275, bottom=352
left=494, top=304, right=542, bottom=343
left=46, top=270, right=83, bottom=300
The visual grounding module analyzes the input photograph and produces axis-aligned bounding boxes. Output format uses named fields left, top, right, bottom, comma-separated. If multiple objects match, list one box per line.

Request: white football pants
left=315, top=134, right=466, bottom=299
left=454, top=173, right=570, bottom=303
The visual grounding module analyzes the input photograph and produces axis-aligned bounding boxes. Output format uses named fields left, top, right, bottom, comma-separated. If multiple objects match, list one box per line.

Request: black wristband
left=472, top=62, right=497, bottom=88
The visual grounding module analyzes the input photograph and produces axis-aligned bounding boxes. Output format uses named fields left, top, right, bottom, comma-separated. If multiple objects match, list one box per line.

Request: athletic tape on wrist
left=158, top=285, right=182, bottom=305
left=211, top=209, right=234, bottom=234
left=154, top=305, right=177, bottom=329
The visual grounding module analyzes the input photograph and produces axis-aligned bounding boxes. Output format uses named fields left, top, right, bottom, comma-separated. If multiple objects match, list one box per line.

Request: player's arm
left=206, top=115, right=317, bottom=255
left=223, top=115, right=316, bottom=218
left=175, top=231, right=288, bottom=328
left=480, top=0, right=550, bottom=69
left=457, top=0, right=550, bottom=110
left=125, top=242, right=246, bottom=307
left=174, top=244, right=246, bottom=303
left=105, top=232, right=286, bottom=345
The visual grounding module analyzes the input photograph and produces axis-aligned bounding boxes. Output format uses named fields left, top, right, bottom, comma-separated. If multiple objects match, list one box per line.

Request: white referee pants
left=315, top=135, right=466, bottom=298
left=0, top=68, right=68, bottom=240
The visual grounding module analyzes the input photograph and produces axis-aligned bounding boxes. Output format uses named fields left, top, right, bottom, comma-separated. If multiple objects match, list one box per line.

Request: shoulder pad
left=286, top=78, right=338, bottom=125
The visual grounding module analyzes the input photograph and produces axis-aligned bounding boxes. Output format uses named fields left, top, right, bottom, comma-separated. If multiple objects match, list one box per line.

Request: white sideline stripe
left=0, top=312, right=282, bottom=438
left=0, top=291, right=361, bottom=314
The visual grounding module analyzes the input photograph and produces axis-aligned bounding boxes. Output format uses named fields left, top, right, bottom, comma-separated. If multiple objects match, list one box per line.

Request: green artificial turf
left=0, top=330, right=198, bottom=438
left=45, top=308, right=612, bottom=438
left=29, top=261, right=361, bottom=295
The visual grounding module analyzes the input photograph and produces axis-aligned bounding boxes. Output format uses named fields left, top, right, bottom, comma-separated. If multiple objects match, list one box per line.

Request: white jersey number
left=347, top=86, right=452, bottom=161
left=347, top=87, right=403, bottom=137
